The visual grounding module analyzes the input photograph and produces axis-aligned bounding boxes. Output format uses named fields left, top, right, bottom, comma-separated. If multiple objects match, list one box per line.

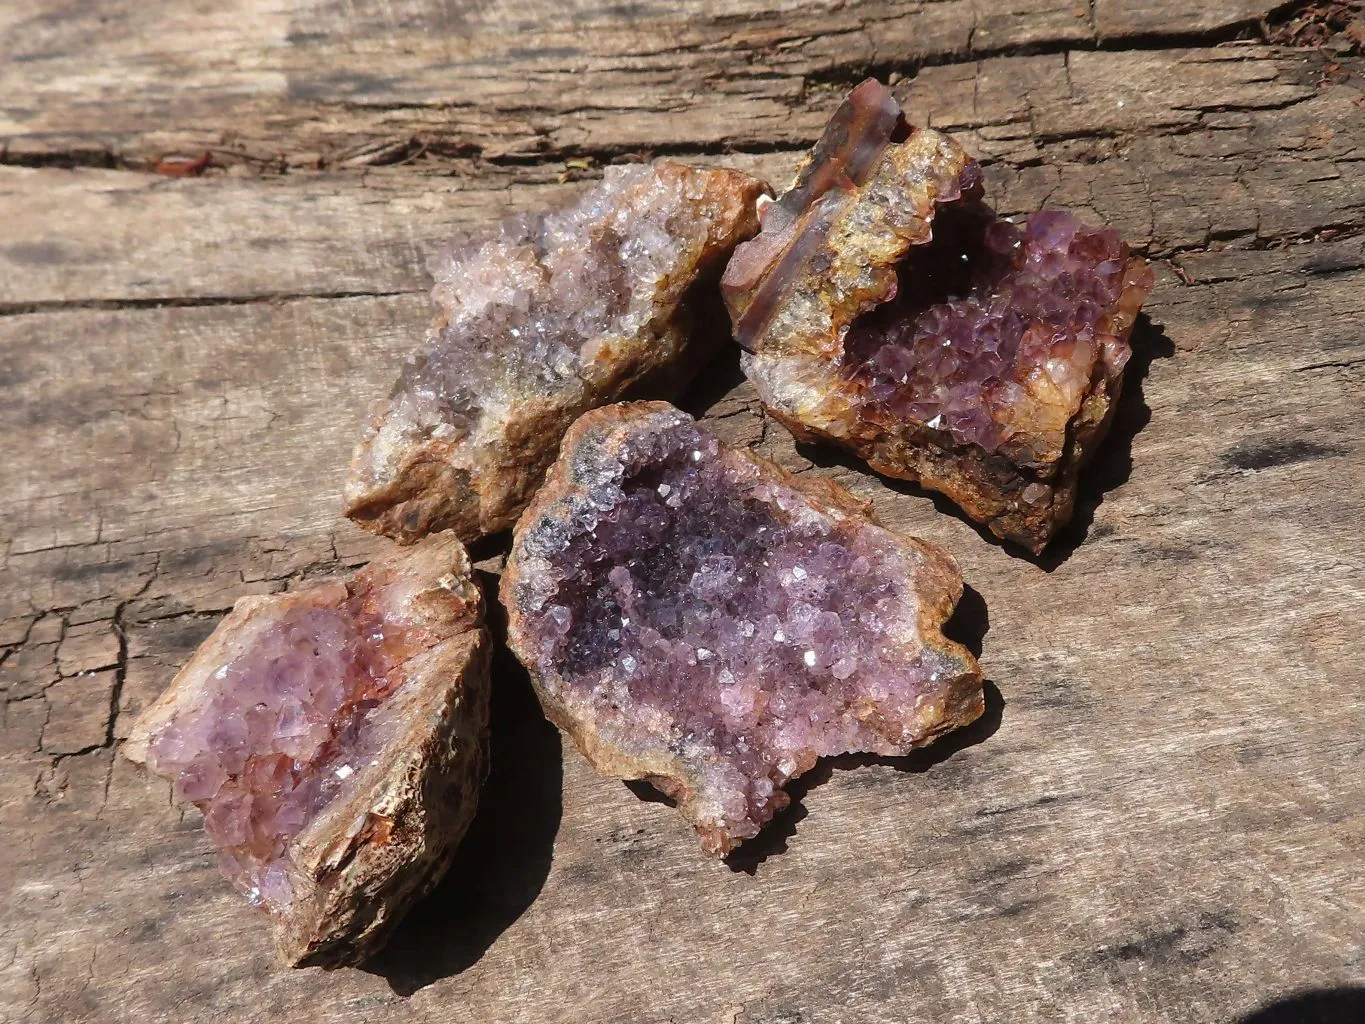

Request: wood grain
left=3, top=1, right=1363, bottom=1022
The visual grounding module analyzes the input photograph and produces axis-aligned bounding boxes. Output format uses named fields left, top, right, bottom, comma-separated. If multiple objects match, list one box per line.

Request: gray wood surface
left=3, top=2, right=1363, bottom=1022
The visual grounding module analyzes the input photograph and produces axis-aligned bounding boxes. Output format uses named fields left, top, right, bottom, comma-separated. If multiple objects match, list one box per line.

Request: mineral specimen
left=502, top=402, right=983, bottom=856
left=722, top=79, right=1155, bottom=553
left=123, top=533, right=490, bottom=967
left=343, top=161, right=769, bottom=545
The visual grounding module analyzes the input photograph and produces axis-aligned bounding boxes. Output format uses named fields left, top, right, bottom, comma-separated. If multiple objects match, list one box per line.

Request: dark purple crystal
left=505, top=404, right=982, bottom=855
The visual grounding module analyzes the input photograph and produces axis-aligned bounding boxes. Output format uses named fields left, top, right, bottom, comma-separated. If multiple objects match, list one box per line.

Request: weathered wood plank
left=1094, top=0, right=1281, bottom=40
left=2, top=240, right=1362, bottom=1022
left=2, top=1, right=1363, bottom=1022
left=4, top=44, right=1358, bottom=312
left=1, top=1, right=1285, bottom=169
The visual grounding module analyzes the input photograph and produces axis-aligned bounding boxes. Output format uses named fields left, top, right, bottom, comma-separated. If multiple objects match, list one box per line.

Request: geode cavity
left=722, top=79, right=1155, bottom=553
left=344, top=161, right=769, bottom=544
left=502, top=402, right=983, bottom=856
left=123, top=533, right=490, bottom=967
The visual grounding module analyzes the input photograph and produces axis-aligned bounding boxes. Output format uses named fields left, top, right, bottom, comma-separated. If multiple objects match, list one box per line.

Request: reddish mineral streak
left=724, top=78, right=905, bottom=331
left=797, top=77, right=905, bottom=194
left=722, top=79, right=1155, bottom=553
left=729, top=198, right=841, bottom=353
left=155, top=151, right=212, bottom=176
left=124, top=534, right=490, bottom=967
left=503, top=402, right=983, bottom=856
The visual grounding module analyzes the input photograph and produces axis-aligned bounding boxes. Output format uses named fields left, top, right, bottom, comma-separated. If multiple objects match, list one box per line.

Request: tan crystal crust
left=343, top=161, right=769, bottom=545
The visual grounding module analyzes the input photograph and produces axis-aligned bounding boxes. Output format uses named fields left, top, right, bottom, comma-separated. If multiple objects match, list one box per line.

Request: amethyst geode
left=722, top=79, right=1155, bottom=553
left=343, top=161, right=768, bottom=544
left=124, top=533, right=490, bottom=967
left=502, top=402, right=983, bottom=856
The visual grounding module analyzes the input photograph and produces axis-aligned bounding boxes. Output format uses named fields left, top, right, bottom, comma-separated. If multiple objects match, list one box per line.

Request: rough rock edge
left=726, top=86, right=1149, bottom=554
left=124, top=533, right=492, bottom=968
left=341, top=162, right=770, bottom=546
left=753, top=352, right=1124, bottom=555
left=502, top=401, right=984, bottom=856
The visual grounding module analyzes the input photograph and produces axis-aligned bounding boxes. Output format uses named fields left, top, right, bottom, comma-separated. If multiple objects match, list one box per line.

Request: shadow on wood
left=724, top=679, right=1005, bottom=875
left=1034, top=312, right=1176, bottom=570
left=641, top=270, right=749, bottom=417
left=943, top=581, right=989, bottom=660
left=1238, top=986, right=1365, bottom=1023
left=363, top=575, right=563, bottom=997
left=676, top=342, right=748, bottom=420
left=624, top=778, right=678, bottom=806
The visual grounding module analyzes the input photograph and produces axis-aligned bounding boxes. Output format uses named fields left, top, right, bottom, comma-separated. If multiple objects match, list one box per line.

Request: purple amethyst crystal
left=124, top=533, right=490, bottom=967
left=722, top=79, right=1155, bottom=553
left=844, top=205, right=1146, bottom=456
left=502, top=402, right=983, bottom=856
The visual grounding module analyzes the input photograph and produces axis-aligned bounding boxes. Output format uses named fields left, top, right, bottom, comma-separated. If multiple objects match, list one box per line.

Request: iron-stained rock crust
left=502, top=402, right=983, bottom=856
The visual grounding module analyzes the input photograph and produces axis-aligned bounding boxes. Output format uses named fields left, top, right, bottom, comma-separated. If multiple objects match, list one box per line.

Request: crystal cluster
left=124, top=533, right=490, bottom=967
left=502, top=402, right=983, bottom=855
left=344, top=161, right=768, bottom=544
left=722, top=79, right=1155, bottom=553
left=146, top=596, right=410, bottom=903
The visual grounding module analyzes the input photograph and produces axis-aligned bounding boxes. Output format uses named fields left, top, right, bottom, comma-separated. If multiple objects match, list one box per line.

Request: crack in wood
left=0, top=289, right=422, bottom=318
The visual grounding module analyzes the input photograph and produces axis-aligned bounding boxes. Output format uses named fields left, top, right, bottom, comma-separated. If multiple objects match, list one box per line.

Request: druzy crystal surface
left=142, top=595, right=417, bottom=904
left=124, top=534, right=490, bottom=967
left=344, top=161, right=767, bottom=544
left=722, top=79, right=1155, bottom=553
left=502, top=402, right=983, bottom=856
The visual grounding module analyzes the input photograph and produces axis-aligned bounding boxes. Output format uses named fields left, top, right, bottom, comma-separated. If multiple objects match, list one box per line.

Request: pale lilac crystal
left=344, top=162, right=766, bottom=543
left=125, top=536, right=490, bottom=967
left=504, top=403, right=982, bottom=856
left=143, top=591, right=416, bottom=907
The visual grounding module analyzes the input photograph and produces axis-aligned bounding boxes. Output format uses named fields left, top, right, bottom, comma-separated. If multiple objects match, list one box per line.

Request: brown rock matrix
left=502, top=402, right=983, bottom=856
left=722, top=79, right=1155, bottom=553
left=343, top=161, right=769, bottom=544
left=123, top=533, right=491, bottom=967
